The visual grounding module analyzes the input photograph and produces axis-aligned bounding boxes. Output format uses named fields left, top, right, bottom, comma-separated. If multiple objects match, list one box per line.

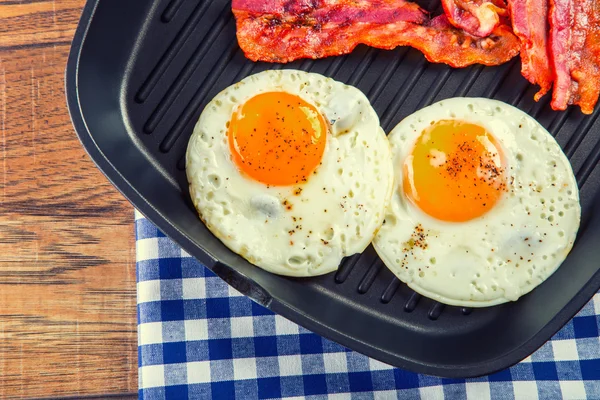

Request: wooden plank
left=0, top=0, right=82, bottom=49
left=0, top=0, right=138, bottom=398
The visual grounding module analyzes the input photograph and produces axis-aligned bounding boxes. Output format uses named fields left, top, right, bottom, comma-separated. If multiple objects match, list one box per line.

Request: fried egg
left=186, top=70, right=393, bottom=277
left=373, top=98, right=581, bottom=307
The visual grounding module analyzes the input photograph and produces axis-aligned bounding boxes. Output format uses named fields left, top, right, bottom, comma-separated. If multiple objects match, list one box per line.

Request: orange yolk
left=228, top=92, right=327, bottom=186
left=403, top=120, right=507, bottom=222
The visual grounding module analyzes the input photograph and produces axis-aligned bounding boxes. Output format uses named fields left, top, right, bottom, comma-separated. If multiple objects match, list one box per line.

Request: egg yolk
left=403, top=120, right=507, bottom=222
left=228, top=92, right=327, bottom=186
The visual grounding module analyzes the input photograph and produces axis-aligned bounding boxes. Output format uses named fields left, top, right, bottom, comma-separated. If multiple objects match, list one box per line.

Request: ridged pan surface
left=66, top=0, right=600, bottom=377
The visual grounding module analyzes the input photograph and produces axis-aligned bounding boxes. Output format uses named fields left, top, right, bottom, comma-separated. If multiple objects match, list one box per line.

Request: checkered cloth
left=136, top=211, right=600, bottom=399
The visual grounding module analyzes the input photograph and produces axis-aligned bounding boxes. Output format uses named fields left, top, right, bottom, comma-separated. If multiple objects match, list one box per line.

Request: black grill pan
left=66, top=0, right=600, bottom=378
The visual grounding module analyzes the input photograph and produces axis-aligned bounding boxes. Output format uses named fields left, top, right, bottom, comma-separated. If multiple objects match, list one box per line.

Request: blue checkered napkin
left=136, top=211, right=600, bottom=400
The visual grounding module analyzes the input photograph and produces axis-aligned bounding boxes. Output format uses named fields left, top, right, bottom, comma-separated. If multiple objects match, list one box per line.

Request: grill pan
left=66, top=0, right=600, bottom=378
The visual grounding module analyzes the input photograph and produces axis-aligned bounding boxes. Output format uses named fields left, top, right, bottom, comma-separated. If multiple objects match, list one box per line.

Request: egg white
left=186, top=70, right=393, bottom=277
left=373, top=97, right=581, bottom=307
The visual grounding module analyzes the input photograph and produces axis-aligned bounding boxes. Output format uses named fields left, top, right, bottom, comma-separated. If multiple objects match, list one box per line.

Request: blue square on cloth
left=164, top=363, right=188, bottom=386
left=165, top=385, right=187, bottom=400
left=580, top=359, right=600, bottom=380
left=257, top=377, right=282, bottom=399
left=256, top=356, right=280, bottom=378
left=254, top=336, right=279, bottom=357
left=371, top=370, right=396, bottom=389
left=394, top=368, right=419, bottom=389
left=585, top=380, right=600, bottom=398
left=206, top=298, right=231, bottom=319
left=160, top=279, right=183, bottom=302
left=231, top=337, right=255, bottom=358
left=277, top=335, right=301, bottom=355
left=533, top=361, right=559, bottom=380
left=140, top=343, right=163, bottom=366
left=530, top=341, right=555, bottom=362
left=181, top=257, right=208, bottom=278
left=302, top=353, right=326, bottom=375
left=235, top=380, right=258, bottom=399
left=141, top=386, right=165, bottom=400
left=211, top=381, right=235, bottom=400
left=253, top=315, right=276, bottom=336
left=556, top=360, right=582, bottom=380
left=139, top=302, right=162, bottom=324
left=138, top=260, right=160, bottom=282
left=188, top=383, right=212, bottom=399
left=183, top=299, right=207, bottom=320
left=489, top=367, right=513, bottom=381
left=161, top=300, right=185, bottom=321
left=209, top=338, right=233, bottom=360
left=573, top=315, right=599, bottom=338
left=251, top=301, right=272, bottom=316
left=158, top=258, right=183, bottom=280
left=537, top=380, right=561, bottom=399
left=510, top=362, right=536, bottom=380
left=346, top=351, right=371, bottom=371
left=207, top=318, right=231, bottom=339
left=553, top=322, right=576, bottom=340
left=210, top=359, right=234, bottom=382
left=163, top=341, right=187, bottom=365
left=325, top=372, right=350, bottom=393
left=348, top=371, right=374, bottom=393
left=162, top=320, right=185, bottom=343
left=322, top=339, right=346, bottom=353
left=229, top=297, right=254, bottom=317
left=443, top=383, right=467, bottom=399
left=576, top=337, right=600, bottom=359
left=205, top=276, right=231, bottom=298
left=303, top=373, right=328, bottom=396
left=185, top=340, right=209, bottom=362
left=280, top=376, right=304, bottom=397
left=299, top=334, right=324, bottom=354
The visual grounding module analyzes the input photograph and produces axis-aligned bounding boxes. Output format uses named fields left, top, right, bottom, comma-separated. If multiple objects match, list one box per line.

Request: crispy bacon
left=442, top=0, right=507, bottom=37
left=508, top=0, right=553, bottom=101
left=232, top=0, right=520, bottom=67
left=549, top=0, right=600, bottom=114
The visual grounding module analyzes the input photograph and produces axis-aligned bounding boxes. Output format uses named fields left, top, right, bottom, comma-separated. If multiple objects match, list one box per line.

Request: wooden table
left=0, top=1, right=138, bottom=398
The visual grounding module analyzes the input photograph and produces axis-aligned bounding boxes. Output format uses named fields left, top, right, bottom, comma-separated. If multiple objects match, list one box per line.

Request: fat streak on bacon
left=442, top=0, right=507, bottom=37
left=508, top=0, right=553, bottom=101
left=232, top=0, right=520, bottom=67
left=549, top=0, right=600, bottom=114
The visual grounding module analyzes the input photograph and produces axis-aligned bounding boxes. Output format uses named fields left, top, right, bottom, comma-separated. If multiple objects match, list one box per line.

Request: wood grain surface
left=0, top=0, right=138, bottom=398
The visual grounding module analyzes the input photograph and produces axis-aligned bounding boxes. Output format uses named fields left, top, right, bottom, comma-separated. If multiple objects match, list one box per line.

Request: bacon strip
left=442, top=0, right=507, bottom=37
left=549, top=0, right=600, bottom=114
left=508, top=0, right=553, bottom=101
left=232, top=0, right=520, bottom=67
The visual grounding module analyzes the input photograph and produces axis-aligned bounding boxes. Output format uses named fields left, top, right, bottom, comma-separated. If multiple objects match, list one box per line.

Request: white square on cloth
left=552, top=339, right=579, bottom=361
left=278, top=354, right=303, bottom=376
left=184, top=319, right=209, bottom=341
left=187, top=361, right=212, bottom=384
left=513, top=381, right=539, bottom=400
left=466, top=382, right=491, bottom=400
left=139, top=322, right=163, bottom=346
left=230, top=316, right=255, bottom=338
left=560, top=381, right=587, bottom=400
left=182, top=278, right=207, bottom=299
left=323, top=352, right=348, bottom=374
left=137, top=280, right=162, bottom=303
left=137, top=237, right=159, bottom=261
left=419, top=385, right=444, bottom=400
left=233, top=357, right=258, bottom=380
left=140, top=364, right=165, bottom=389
